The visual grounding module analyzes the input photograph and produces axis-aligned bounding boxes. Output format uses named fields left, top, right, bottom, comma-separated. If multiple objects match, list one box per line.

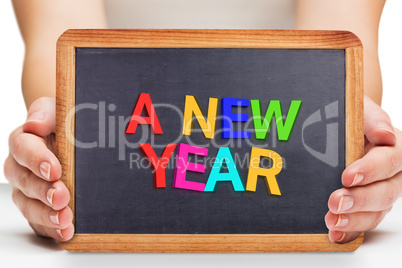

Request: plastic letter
left=173, top=143, right=208, bottom=191
left=126, top=93, right=163, bottom=134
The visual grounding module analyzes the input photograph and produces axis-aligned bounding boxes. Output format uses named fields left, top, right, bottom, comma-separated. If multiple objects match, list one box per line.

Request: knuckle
left=356, top=193, right=367, bottom=210
left=385, top=206, right=394, bottom=214
left=29, top=222, right=47, bottom=238
left=371, top=212, right=385, bottom=230
left=3, top=157, right=11, bottom=180
left=11, top=189, right=19, bottom=206
left=8, top=127, right=20, bottom=148
left=29, top=223, right=42, bottom=237
left=18, top=169, right=31, bottom=196
left=41, top=210, right=51, bottom=226
left=25, top=149, right=41, bottom=169
left=349, top=214, right=361, bottom=231
left=18, top=197, right=30, bottom=220
left=384, top=180, right=397, bottom=208
left=385, top=195, right=395, bottom=209
left=386, top=151, right=400, bottom=178
left=11, top=133, right=24, bottom=156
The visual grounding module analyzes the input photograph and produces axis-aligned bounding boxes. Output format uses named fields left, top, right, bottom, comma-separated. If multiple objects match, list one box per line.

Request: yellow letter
left=182, top=95, right=218, bottom=139
left=246, top=147, right=283, bottom=195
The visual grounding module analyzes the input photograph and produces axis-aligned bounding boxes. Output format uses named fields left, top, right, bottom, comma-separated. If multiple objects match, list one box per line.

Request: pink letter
left=173, top=143, right=208, bottom=191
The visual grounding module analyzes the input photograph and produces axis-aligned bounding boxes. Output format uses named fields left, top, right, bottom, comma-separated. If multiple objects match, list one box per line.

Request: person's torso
left=104, top=0, right=296, bottom=29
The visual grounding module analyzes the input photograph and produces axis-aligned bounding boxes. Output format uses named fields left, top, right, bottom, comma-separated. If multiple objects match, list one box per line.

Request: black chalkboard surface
left=56, top=29, right=364, bottom=252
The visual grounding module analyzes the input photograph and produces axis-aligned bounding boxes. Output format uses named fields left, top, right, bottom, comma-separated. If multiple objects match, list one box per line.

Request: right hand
left=3, top=97, right=74, bottom=241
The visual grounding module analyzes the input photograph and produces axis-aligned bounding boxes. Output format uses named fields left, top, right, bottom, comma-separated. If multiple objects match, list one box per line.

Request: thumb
left=364, top=96, right=396, bottom=146
left=23, top=97, right=56, bottom=137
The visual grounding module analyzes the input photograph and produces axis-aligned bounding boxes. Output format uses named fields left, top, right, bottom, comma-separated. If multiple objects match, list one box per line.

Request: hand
left=326, top=96, right=402, bottom=243
left=3, top=97, right=74, bottom=241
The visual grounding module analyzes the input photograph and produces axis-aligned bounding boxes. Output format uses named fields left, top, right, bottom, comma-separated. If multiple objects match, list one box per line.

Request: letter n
left=182, top=95, right=218, bottom=139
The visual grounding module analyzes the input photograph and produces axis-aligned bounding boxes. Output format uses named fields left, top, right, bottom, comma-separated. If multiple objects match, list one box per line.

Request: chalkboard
left=56, top=29, right=364, bottom=252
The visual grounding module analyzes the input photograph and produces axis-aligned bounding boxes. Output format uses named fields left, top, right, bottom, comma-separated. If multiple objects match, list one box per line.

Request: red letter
left=139, top=143, right=177, bottom=188
left=126, top=93, right=163, bottom=134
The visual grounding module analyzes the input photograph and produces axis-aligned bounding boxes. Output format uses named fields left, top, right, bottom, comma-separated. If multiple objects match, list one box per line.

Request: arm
left=295, top=0, right=385, bottom=105
left=296, top=0, right=402, bottom=244
left=3, top=0, right=106, bottom=241
left=12, top=0, right=106, bottom=108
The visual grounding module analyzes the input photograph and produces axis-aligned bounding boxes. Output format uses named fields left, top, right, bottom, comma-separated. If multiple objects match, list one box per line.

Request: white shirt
left=104, top=0, right=296, bottom=29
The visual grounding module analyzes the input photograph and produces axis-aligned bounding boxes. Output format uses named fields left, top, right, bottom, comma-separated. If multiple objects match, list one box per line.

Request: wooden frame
left=56, top=29, right=364, bottom=252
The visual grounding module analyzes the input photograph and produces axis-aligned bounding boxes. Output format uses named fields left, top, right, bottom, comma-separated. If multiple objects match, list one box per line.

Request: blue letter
left=221, top=98, right=251, bottom=139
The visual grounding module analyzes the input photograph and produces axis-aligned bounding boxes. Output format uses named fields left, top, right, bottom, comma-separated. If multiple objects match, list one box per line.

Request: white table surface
left=1, top=182, right=401, bottom=268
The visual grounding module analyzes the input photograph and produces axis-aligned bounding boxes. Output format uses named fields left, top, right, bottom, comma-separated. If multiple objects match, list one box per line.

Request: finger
left=11, top=188, right=73, bottom=229
left=342, top=144, right=402, bottom=187
left=364, top=96, right=396, bottom=146
left=4, top=156, right=69, bottom=210
left=328, top=178, right=401, bottom=214
left=328, top=230, right=362, bottom=244
left=325, top=209, right=391, bottom=233
left=8, top=130, right=61, bottom=181
left=23, top=97, right=56, bottom=137
left=29, top=222, right=74, bottom=242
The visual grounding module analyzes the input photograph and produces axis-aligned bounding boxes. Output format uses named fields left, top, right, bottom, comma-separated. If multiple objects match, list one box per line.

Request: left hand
left=326, top=96, right=402, bottom=243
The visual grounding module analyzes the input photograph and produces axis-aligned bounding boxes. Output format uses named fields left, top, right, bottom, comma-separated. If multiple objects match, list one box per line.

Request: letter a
left=204, top=147, right=245, bottom=192
left=126, top=93, right=163, bottom=134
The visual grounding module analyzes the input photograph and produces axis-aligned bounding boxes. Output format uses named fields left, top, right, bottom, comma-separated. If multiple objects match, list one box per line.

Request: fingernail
left=352, top=173, right=364, bottom=186
left=46, top=188, right=56, bottom=206
left=377, top=122, right=395, bottom=136
left=40, top=162, right=51, bottom=180
left=49, top=211, right=60, bottom=225
left=336, top=233, right=346, bottom=243
left=338, top=196, right=354, bottom=212
left=335, top=215, right=349, bottom=228
left=27, top=112, right=44, bottom=122
left=56, top=229, right=64, bottom=239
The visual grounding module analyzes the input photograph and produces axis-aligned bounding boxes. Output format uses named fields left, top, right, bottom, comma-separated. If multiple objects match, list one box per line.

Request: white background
left=0, top=1, right=26, bottom=185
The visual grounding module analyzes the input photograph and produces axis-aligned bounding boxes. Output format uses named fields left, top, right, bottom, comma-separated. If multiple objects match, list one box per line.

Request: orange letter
left=182, top=95, right=218, bottom=139
left=246, top=147, right=283, bottom=195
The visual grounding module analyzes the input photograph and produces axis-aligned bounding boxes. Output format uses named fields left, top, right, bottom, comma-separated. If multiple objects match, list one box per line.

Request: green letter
left=250, top=100, right=301, bottom=141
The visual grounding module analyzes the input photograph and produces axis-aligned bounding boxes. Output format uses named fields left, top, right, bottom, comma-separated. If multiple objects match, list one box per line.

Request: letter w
left=251, top=100, right=302, bottom=141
